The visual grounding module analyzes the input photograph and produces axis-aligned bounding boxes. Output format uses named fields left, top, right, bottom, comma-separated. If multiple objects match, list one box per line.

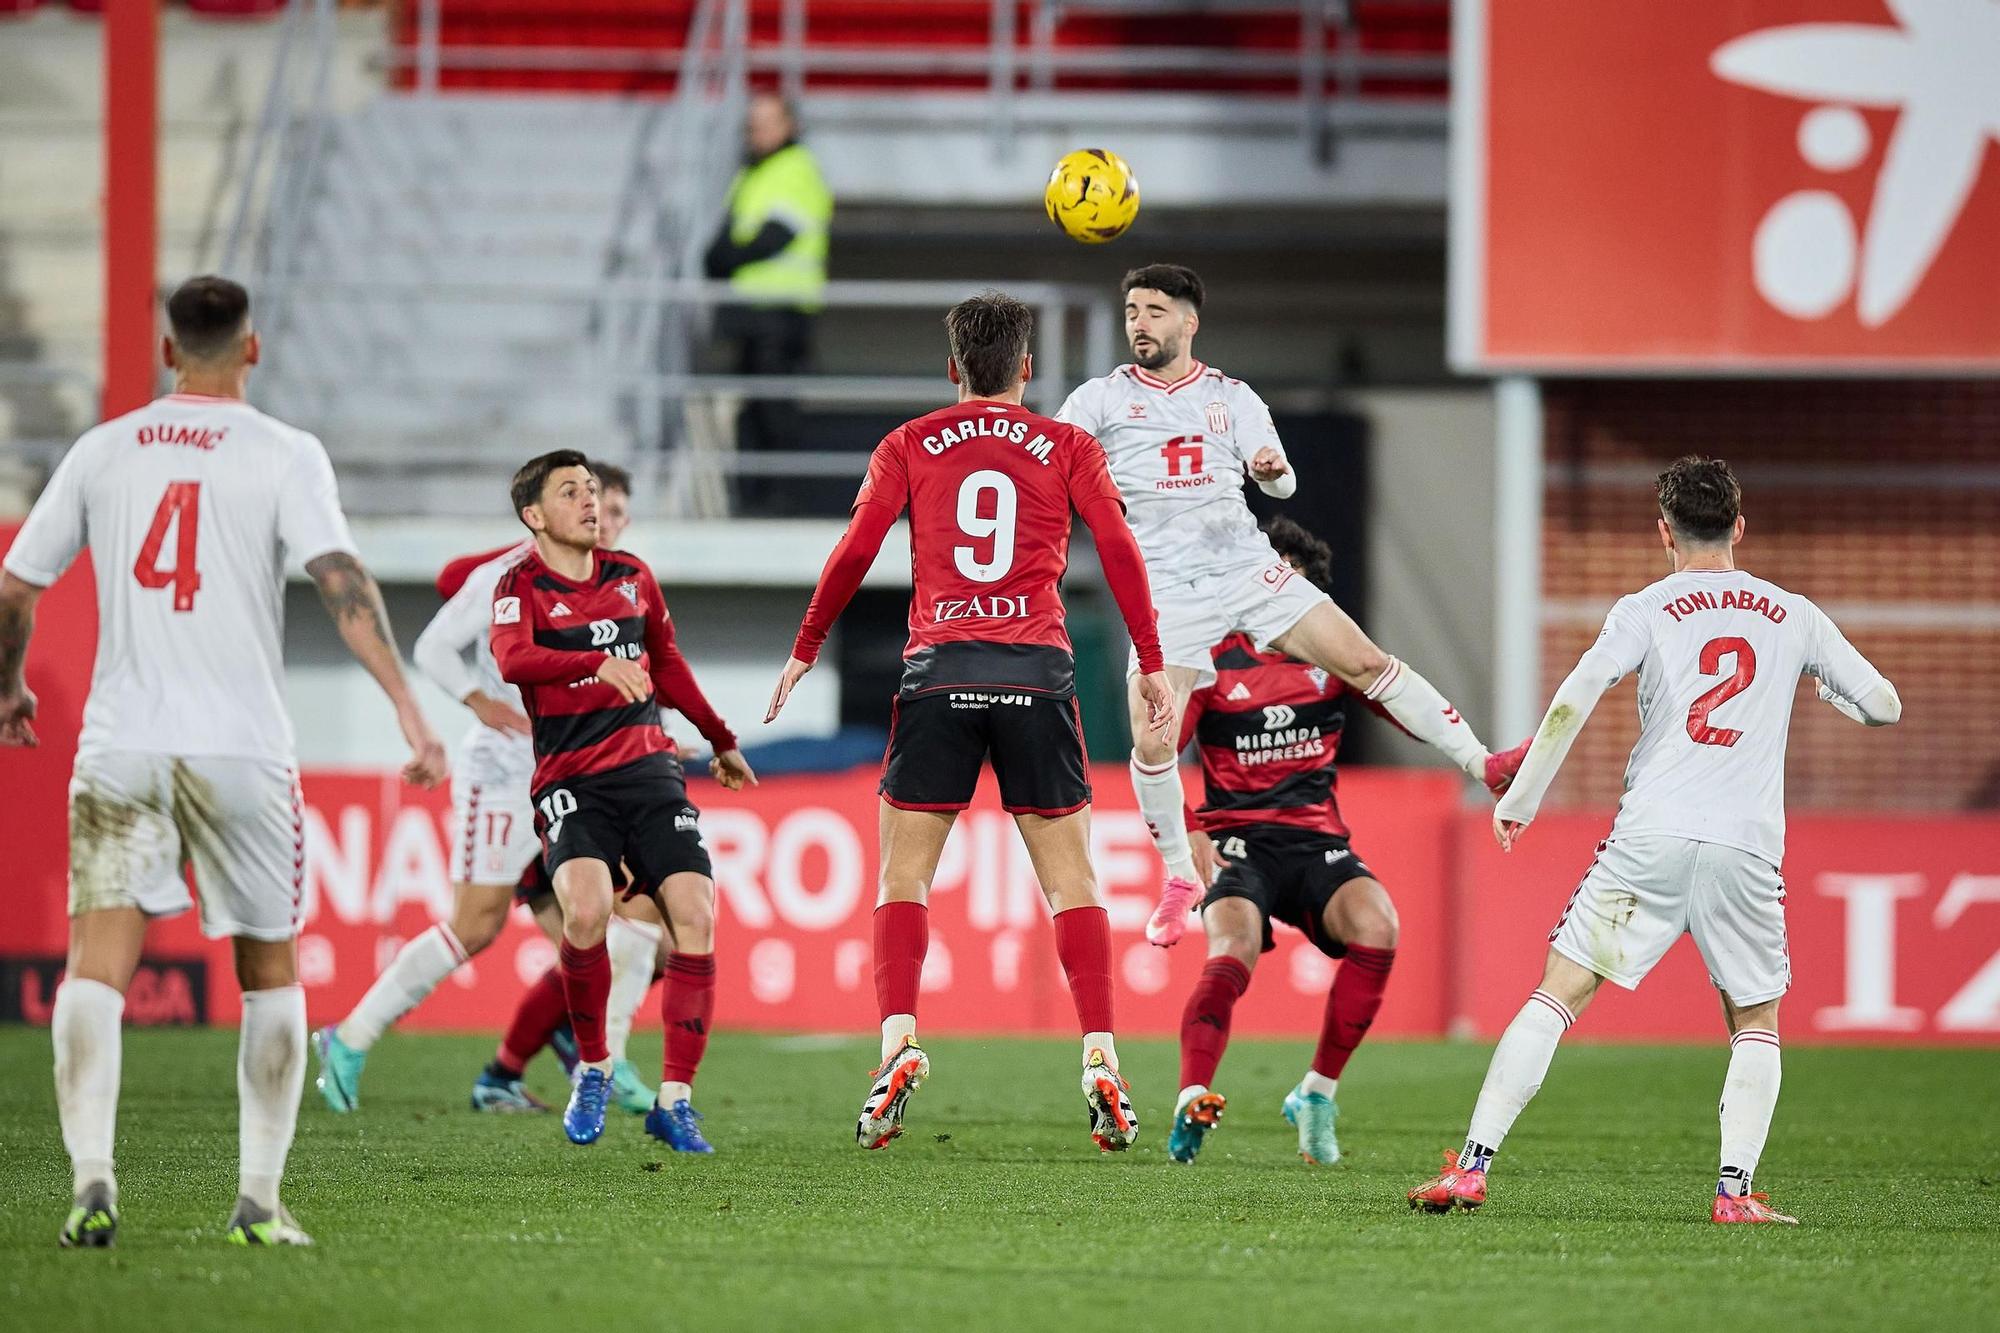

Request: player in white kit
left=1409, top=457, right=1901, bottom=1225
left=0, top=277, right=447, bottom=1248
left=316, top=463, right=671, bottom=1117
left=1058, top=265, right=1525, bottom=939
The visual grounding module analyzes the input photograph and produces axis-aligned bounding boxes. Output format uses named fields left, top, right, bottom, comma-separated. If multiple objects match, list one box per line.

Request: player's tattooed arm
left=307, top=552, right=448, bottom=787
left=0, top=572, right=44, bottom=745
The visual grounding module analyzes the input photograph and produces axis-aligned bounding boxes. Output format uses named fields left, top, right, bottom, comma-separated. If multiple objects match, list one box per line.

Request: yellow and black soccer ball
left=1043, top=148, right=1140, bottom=244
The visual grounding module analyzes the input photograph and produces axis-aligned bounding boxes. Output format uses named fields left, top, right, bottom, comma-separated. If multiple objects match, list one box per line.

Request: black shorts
left=1201, top=825, right=1377, bottom=958
left=514, top=855, right=631, bottom=906
left=879, top=689, right=1091, bottom=816
left=531, top=753, right=710, bottom=898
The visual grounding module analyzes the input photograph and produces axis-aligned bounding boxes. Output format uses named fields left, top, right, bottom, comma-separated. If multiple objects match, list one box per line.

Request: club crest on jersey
left=1307, top=667, right=1330, bottom=693
left=1205, top=400, right=1230, bottom=434
left=617, top=581, right=640, bottom=608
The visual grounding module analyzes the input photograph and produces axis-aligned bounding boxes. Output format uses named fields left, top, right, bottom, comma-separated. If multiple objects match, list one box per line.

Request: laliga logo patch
left=617, top=580, right=640, bottom=607
left=1205, top=401, right=1230, bottom=434
left=493, top=596, right=521, bottom=625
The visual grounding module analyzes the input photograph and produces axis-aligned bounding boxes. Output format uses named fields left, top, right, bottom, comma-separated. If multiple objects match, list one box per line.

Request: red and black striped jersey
left=489, top=546, right=737, bottom=791
left=1180, top=632, right=1350, bottom=838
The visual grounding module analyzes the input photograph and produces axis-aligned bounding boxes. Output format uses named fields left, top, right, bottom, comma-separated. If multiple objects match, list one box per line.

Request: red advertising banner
left=1453, top=0, right=2000, bottom=370
left=1453, top=811, right=2000, bottom=1042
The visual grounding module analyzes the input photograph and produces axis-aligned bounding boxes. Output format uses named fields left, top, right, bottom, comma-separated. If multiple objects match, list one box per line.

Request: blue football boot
left=644, top=1099, right=714, bottom=1154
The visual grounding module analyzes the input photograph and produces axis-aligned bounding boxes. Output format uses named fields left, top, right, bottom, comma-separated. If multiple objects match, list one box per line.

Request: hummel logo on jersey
left=550, top=602, right=573, bottom=617
left=1127, top=402, right=1148, bottom=419
left=1225, top=682, right=1253, bottom=702
left=1442, top=705, right=1462, bottom=724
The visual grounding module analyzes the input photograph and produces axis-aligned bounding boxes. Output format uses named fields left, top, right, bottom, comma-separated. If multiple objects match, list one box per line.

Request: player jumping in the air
left=314, top=461, right=672, bottom=1118
left=767, top=291, right=1173, bottom=1153
left=1057, top=264, right=1516, bottom=939
left=1167, top=520, right=1525, bottom=1167
left=0, top=276, right=448, bottom=1248
left=490, top=450, right=754, bottom=1148
left=1409, top=457, right=1901, bottom=1225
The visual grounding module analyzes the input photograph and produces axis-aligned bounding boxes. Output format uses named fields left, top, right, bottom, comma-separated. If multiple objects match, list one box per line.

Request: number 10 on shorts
left=539, top=788, right=577, bottom=841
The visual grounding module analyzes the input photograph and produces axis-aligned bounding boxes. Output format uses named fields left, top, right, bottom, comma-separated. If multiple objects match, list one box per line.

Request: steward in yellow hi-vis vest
left=704, top=94, right=834, bottom=516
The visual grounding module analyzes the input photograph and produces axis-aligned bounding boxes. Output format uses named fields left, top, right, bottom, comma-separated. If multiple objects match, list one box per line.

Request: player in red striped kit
left=490, top=450, right=755, bottom=1148
left=1165, top=520, right=1528, bottom=1166
left=767, top=291, right=1174, bottom=1152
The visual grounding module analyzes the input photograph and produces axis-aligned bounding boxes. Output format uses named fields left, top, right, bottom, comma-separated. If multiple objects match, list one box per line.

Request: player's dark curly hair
left=1121, top=263, right=1204, bottom=311
left=1656, top=455, right=1741, bottom=544
left=945, top=290, right=1035, bottom=397
left=166, top=275, right=251, bottom=361
left=1264, top=516, right=1332, bottom=591
left=589, top=459, right=633, bottom=495
left=510, top=448, right=592, bottom=524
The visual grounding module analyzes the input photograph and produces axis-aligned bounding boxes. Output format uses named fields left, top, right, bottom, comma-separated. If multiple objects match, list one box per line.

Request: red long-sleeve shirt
left=490, top=546, right=736, bottom=791
left=791, top=400, right=1163, bottom=690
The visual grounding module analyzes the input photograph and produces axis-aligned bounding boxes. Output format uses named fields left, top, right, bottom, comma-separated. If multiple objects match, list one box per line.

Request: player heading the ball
left=1056, top=264, right=1525, bottom=940
left=769, top=290, right=1172, bottom=1153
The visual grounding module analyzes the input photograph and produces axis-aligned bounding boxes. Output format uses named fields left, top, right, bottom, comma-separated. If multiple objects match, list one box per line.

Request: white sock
left=53, top=978, right=124, bottom=1201
left=1365, top=658, right=1490, bottom=779
left=1719, top=1028, right=1781, bottom=1195
left=1175, top=1083, right=1208, bottom=1112
left=658, top=1080, right=692, bottom=1106
left=605, top=916, right=663, bottom=1063
left=881, top=1014, right=917, bottom=1062
left=1463, top=989, right=1574, bottom=1164
left=336, top=924, right=467, bottom=1051
left=1130, top=752, right=1198, bottom=882
left=1084, top=1031, right=1118, bottom=1070
left=237, top=985, right=306, bottom=1211
left=1302, top=1070, right=1337, bottom=1098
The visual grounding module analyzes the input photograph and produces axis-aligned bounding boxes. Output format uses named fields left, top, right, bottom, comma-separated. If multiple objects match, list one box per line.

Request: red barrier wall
left=6, top=525, right=1996, bottom=1042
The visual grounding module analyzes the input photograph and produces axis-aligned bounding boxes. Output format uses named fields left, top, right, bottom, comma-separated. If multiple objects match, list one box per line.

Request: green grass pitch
left=1, top=1029, right=1994, bottom=1330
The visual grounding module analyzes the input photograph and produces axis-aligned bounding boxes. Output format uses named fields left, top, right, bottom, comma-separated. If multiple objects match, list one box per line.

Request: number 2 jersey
left=791, top=399, right=1164, bottom=695
left=2, top=393, right=358, bottom=762
left=1574, top=568, right=1887, bottom=864
left=489, top=546, right=737, bottom=793
left=1181, top=632, right=1354, bottom=838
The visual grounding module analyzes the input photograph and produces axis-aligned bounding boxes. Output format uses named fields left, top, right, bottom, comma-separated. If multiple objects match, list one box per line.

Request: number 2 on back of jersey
left=953, top=470, right=1017, bottom=582
left=1686, top=635, right=1756, bottom=748
left=133, top=481, right=202, bottom=612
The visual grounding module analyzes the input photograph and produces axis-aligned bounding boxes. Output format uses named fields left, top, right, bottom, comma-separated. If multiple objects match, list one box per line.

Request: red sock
left=1178, top=956, right=1251, bottom=1090
left=1052, top=905, right=1115, bottom=1034
left=873, top=900, right=929, bottom=1020
left=495, top=965, right=569, bottom=1075
left=661, top=952, right=716, bottom=1086
left=1313, top=945, right=1395, bottom=1080
left=559, top=938, right=613, bottom=1064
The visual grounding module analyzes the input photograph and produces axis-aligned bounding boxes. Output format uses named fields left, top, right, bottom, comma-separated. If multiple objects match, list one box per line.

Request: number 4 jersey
left=1585, top=568, right=1887, bottom=863
left=3, top=394, right=358, bottom=762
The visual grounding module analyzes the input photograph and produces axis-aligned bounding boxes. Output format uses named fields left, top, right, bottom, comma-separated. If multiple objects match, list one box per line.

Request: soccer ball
left=1043, top=149, right=1140, bottom=244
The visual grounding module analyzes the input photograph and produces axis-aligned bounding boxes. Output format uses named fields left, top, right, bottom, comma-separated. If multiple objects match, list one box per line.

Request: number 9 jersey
left=2, top=393, right=357, bottom=763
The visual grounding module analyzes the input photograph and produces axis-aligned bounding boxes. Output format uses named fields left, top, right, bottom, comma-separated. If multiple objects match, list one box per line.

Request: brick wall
left=1539, top=379, right=2000, bottom=812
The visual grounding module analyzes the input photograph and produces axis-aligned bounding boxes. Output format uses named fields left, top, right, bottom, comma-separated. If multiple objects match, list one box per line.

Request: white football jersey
left=1595, top=568, right=1886, bottom=863
left=1056, top=362, right=1286, bottom=584
left=3, top=393, right=357, bottom=763
left=411, top=539, right=536, bottom=777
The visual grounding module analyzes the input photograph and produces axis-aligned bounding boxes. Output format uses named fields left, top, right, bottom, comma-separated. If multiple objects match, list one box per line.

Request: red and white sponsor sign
left=1453, top=812, right=2000, bottom=1042
left=1452, top=0, right=2000, bottom=370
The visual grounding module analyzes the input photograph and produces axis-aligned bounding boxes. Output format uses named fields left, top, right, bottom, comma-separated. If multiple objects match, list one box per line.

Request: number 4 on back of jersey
left=133, top=481, right=203, bottom=612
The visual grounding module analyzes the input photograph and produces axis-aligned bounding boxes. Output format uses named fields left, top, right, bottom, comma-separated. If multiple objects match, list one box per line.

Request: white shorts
left=449, top=769, right=539, bottom=888
left=68, top=750, right=303, bottom=942
left=1129, top=556, right=1330, bottom=682
left=1549, top=835, right=1791, bottom=1006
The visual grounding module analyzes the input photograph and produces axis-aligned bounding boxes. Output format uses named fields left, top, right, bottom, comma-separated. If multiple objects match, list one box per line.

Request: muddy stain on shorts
left=68, top=779, right=149, bottom=917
